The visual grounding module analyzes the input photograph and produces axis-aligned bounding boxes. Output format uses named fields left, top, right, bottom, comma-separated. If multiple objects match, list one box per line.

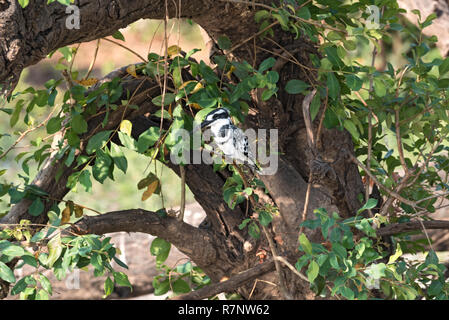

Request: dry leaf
left=141, top=180, right=159, bottom=201
left=322, top=241, right=333, bottom=251
left=126, top=65, right=138, bottom=78
left=167, top=45, right=181, bottom=57
left=225, top=65, right=236, bottom=80
left=274, top=235, right=284, bottom=246
left=190, top=103, right=202, bottom=110
left=74, top=78, right=98, bottom=86
left=74, top=205, right=84, bottom=218
left=61, top=206, right=71, bottom=224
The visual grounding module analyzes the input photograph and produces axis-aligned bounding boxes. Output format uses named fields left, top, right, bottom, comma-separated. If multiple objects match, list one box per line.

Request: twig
left=395, top=107, right=409, bottom=174
left=348, top=153, right=417, bottom=208
left=299, top=89, right=317, bottom=234
left=102, top=38, right=147, bottom=63
left=0, top=109, right=56, bottom=160
left=274, top=256, right=309, bottom=283
left=261, top=225, right=293, bottom=299
left=229, top=21, right=279, bottom=54
left=84, top=39, right=100, bottom=80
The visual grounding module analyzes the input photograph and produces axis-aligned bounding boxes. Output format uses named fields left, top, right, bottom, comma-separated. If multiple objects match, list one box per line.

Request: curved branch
left=0, top=0, right=264, bottom=94
left=73, top=209, right=218, bottom=266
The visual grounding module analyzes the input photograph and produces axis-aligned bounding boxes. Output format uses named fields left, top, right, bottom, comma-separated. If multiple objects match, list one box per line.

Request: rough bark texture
left=0, top=0, right=366, bottom=300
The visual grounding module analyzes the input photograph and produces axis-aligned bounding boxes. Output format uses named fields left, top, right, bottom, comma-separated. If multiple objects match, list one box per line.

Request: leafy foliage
left=297, top=207, right=449, bottom=300
left=2, top=0, right=449, bottom=300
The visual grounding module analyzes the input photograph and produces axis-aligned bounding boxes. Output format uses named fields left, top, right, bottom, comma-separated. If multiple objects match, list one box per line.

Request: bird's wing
left=232, top=126, right=256, bottom=165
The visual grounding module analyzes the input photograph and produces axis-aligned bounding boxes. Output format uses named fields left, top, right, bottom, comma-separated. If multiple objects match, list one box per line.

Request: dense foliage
left=1, top=0, right=449, bottom=299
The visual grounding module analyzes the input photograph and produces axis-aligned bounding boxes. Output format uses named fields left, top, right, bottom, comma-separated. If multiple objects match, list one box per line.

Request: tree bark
left=0, top=0, right=366, bottom=299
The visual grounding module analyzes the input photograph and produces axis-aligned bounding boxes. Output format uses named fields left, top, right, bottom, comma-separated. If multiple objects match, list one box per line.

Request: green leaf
left=104, top=277, right=114, bottom=297
left=343, top=119, right=359, bottom=140
left=307, top=260, right=319, bottom=283
left=153, top=278, right=170, bottom=296
left=439, top=58, right=449, bottom=76
left=238, top=218, right=251, bottom=230
left=46, top=117, right=62, bottom=134
left=18, top=0, right=29, bottom=8
left=258, top=211, right=272, bottom=227
left=112, top=30, right=125, bottom=41
left=373, top=78, right=386, bottom=97
left=388, top=243, right=403, bottom=264
left=364, top=263, right=386, bottom=280
left=10, top=100, right=24, bottom=127
left=428, top=280, right=443, bottom=296
left=327, top=73, right=340, bottom=100
left=79, top=170, right=92, bottom=193
left=345, top=74, right=363, bottom=91
left=1, top=243, right=25, bottom=257
left=218, top=36, right=232, bottom=50
left=21, top=254, right=38, bottom=268
left=92, top=150, right=112, bottom=183
left=254, top=10, right=270, bottom=23
left=137, top=127, right=161, bottom=153
left=39, top=275, right=52, bottom=295
left=36, top=289, right=49, bottom=300
left=298, top=233, right=313, bottom=255
left=29, top=198, right=44, bottom=217
left=0, top=261, right=16, bottom=283
left=150, top=237, right=171, bottom=265
left=113, top=271, right=132, bottom=290
left=172, top=279, right=191, bottom=294
left=258, top=57, right=276, bottom=73
left=118, top=131, right=137, bottom=151
left=46, top=233, right=62, bottom=268
left=110, top=143, right=128, bottom=174
left=261, top=88, right=277, bottom=101
left=152, top=93, right=176, bottom=106
left=285, top=79, right=309, bottom=94
left=248, top=221, right=260, bottom=239
left=86, top=130, right=112, bottom=154
left=297, top=6, right=311, bottom=20
left=357, top=198, right=378, bottom=215
left=71, top=114, right=88, bottom=134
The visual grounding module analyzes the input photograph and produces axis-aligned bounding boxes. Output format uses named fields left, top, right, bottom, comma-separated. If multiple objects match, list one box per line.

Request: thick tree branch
left=376, top=220, right=449, bottom=237
left=170, top=260, right=275, bottom=300
left=0, top=0, right=267, bottom=94
left=73, top=209, right=219, bottom=266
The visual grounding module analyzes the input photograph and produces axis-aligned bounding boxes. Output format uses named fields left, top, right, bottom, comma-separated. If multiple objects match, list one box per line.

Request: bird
left=200, top=108, right=260, bottom=172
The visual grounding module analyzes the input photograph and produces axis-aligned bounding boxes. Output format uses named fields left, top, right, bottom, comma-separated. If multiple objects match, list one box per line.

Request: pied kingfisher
left=200, top=108, right=259, bottom=171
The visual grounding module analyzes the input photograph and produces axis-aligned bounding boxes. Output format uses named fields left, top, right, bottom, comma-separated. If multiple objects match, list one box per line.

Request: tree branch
left=72, top=209, right=219, bottom=266
left=170, top=260, right=275, bottom=300
left=376, top=219, right=449, bottom=237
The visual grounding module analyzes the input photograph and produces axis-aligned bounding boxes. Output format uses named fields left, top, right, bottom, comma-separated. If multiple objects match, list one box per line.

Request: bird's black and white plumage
left=200, top=108, right=258, bottom=170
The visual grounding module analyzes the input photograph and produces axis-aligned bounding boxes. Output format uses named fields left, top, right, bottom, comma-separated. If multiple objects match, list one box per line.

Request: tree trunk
left=0, top=0, right=366, bottom=299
